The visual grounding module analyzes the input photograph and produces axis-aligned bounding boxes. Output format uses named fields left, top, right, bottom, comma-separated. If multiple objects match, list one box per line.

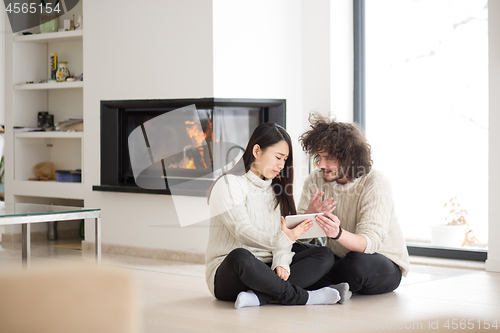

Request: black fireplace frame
left=92, top=98, right=286, bottom=196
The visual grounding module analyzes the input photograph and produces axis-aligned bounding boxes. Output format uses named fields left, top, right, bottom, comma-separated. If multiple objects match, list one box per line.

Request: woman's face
left=250, top=140, right=289, bottom=180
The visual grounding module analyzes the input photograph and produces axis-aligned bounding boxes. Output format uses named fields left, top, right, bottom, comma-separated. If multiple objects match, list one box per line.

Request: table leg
left=22, top=223, right=31, bottom=269
left=95, top=217, right=101, bottom=264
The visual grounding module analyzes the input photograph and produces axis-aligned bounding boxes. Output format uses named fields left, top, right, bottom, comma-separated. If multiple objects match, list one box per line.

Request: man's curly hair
left=299, top=113, right=373, bottom=180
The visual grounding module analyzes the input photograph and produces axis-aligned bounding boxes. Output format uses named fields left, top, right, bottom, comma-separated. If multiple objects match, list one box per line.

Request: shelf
left=14, top=81, right=83, bottom=90
left=11, top=181, right=85, bottom=200
left=14, top=131, right=83, bottom=139
left=13, top=30, right=83, bottom=43
left=6, top=1, right=85, bottom=205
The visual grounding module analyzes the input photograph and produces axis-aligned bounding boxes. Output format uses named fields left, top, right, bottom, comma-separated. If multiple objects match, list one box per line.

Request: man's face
left=316, top=151, right=347, bottom=184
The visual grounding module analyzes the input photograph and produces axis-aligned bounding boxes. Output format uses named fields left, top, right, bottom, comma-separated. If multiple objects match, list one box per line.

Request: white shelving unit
left=10, top=180, right=85, bottom=200
left=14, top=81, right=83, bottom=90
left=13, top=30, right=83, bottom=43
left=14, top=131, right=83, bottom=139
left=4, top=2, right=84, bottom=205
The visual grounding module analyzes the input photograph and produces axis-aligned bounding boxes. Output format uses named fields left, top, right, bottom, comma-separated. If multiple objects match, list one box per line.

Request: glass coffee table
left=0, top=203, right=101, bottom=267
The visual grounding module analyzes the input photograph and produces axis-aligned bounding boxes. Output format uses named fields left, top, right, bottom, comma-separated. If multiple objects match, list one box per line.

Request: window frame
left=353, top=0, right=486, bottom=262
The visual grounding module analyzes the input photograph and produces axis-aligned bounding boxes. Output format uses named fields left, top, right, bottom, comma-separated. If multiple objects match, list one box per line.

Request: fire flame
left=167, top=119, right=212, bottom=170
left=186, top=158, right=195, bottom=169
left=184, top=120, right=208, bottom=169
left=185, top=121, right=206, bottom=146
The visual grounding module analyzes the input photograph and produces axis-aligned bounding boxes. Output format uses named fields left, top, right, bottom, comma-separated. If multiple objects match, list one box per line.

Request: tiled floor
left=1, top=239, right=499, bottom=332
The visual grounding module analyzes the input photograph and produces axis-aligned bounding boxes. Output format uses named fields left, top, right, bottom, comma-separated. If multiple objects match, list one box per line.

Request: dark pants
left=214, top=246, right=335, bottom=305
left=292, top=242, right=402, bottom=295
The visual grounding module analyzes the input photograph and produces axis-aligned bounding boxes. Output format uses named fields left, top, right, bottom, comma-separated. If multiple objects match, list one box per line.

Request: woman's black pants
left=214, top=246, right=335, bottom=305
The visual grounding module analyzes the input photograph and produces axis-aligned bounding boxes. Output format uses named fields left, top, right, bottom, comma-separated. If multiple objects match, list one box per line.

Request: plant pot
left=430, top=224, right=467, bottom=247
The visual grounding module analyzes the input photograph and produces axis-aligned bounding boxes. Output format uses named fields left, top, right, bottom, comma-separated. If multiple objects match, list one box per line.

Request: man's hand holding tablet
left=284, top=213, right=327, bottom=239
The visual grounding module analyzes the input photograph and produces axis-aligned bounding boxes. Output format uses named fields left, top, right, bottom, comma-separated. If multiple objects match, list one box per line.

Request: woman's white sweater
left=205, top=170, right=294, bottom=297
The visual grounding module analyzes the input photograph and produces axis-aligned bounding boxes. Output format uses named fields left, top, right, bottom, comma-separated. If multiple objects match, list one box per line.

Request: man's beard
left=321, top=168, right=343, bottom=182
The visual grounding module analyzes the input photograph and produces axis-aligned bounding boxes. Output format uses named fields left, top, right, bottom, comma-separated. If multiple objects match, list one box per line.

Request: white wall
left=213, top=0, right=336, bottom=199
left=487, top=0, right=500, bottom=272
left=213, top=0, right=304, bottom=198
left=213, top=0, right=301, bottom=100
left=83, top=0, right=214, bottom=252
left=330, top=0, right=353, bottom=123
left=300, top=0, right=331, bottom=191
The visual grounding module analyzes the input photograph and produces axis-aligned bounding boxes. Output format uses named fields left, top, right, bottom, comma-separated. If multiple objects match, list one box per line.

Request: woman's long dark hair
left=208, top=122, right=296, bottom=217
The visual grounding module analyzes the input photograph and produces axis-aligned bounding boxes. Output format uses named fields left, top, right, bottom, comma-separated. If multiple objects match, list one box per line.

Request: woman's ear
left=252, top=144, right=261, bottom=159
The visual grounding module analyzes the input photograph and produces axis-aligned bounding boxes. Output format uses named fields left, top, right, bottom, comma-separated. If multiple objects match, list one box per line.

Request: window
left=363, top=0, right=488, bottom=255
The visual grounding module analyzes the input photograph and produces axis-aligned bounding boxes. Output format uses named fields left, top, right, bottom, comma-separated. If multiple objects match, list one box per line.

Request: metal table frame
left=0, top=209, right=101, bottom=267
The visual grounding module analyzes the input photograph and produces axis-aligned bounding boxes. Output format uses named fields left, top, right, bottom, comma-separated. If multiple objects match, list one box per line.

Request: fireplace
left=93, top=98, right=286, bottom=197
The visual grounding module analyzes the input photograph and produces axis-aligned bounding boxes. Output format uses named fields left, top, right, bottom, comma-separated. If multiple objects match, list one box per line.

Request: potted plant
left=430, top=197, right=478, bottom=247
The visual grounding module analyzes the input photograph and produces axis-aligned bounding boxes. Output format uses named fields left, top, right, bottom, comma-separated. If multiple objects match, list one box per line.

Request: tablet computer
left=285, top=213, right=326, bottom=239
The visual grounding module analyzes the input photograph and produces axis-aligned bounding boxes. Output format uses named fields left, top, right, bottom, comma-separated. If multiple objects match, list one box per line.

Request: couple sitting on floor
left=205, top=114, right=410, bottom=309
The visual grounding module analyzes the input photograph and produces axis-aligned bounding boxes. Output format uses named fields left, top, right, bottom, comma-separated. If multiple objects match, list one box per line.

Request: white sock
left=235, top=290, right=260, bottom=309
left=306, top=287, right=340, bottom=305
left=329, top=283, right=352, bottom=304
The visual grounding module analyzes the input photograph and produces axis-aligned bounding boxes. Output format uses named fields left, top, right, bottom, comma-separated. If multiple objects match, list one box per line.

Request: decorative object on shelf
left=430, top=197, right=479, bottom=247
left=37, top=112, right=54, bottom=130
left=55, top=117, right=83, bottom=131
left=44, top=114, right=55, bottom=130
left=56, top=62, right=70, bottom=82
left=55, top=169, right=81, bottom=183
left=75, top=15, right=83, bottom=30
left=39, top=6, right=59, bottom=33
left=29, top=162, right=56, bottom=181
left=50, top=52, right=57, bottom=80
left=37, top=111, right=49, bottom=128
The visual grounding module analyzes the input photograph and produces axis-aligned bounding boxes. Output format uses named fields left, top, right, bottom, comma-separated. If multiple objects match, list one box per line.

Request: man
left=295, top=114, right=409, bottom=296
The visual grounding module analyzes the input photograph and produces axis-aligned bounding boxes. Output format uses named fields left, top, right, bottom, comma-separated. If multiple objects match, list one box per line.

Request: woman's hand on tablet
left=281, top=216, right=313, bottom=242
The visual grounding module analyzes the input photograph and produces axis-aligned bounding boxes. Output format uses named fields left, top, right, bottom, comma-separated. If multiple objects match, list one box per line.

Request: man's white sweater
left=205, top=170, right=294, bottom=297
left=297, top=169, right=410, bottom=277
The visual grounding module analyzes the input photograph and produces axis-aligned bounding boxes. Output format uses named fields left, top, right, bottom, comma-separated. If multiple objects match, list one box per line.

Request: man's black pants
left=292, top=242, right=402, bottom=295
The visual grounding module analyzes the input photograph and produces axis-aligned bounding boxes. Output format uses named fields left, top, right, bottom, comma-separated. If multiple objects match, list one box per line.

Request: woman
left=205, top=122, right=344, bottom=309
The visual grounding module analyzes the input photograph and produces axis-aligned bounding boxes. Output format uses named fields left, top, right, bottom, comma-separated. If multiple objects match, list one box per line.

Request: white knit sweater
left=297, top=169, right=410, bottom=276
left=205, top=170, right=294, bottom=297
